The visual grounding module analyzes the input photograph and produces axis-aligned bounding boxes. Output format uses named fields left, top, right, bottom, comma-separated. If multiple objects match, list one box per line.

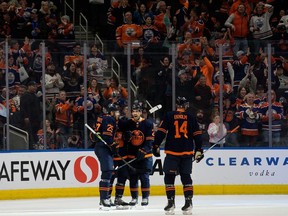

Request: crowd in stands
left=1, top=0, right=288, bottom=150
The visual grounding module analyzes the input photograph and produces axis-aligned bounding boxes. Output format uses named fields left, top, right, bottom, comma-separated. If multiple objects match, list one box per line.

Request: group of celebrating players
left=91, top=97, right=204, bottom=215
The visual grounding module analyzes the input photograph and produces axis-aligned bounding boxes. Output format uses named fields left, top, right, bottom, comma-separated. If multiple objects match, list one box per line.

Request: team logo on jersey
left=126, top=27, right=135, bottom=37
left=144, top=29, right=154, bottom=40
left=74, top=156, right=99, bottom=183
left=130, top=130, right=145, bottom=146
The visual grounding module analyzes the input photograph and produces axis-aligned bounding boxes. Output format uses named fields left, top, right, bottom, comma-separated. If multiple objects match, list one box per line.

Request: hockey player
left=153, top=96, right=204, bottom=215
left=92, top=103, right=119, bottom=210
left=125, top=102, right=154, bottom=207
left=111, top=107, right=130, bottom=209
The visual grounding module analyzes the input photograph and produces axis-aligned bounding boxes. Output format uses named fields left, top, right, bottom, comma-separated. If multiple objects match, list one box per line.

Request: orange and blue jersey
left=154, top=109, right=202, bottom=157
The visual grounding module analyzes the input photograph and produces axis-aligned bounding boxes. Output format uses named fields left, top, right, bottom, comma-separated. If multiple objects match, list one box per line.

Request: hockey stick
left=149, top=104, right=162, bottom=114
left=84, top=123, right=136, bottom=172
left=193, top=125, right=240, bottom=163
left=115, top=158, right=137, bottom=171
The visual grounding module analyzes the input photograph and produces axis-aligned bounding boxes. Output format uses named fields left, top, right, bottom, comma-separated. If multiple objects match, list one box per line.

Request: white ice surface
left=0, top=195, right=288, bottom=216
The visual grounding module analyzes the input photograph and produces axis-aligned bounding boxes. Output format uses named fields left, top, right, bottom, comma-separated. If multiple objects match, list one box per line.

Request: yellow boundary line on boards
left=1, top=185, right=288, bottom=200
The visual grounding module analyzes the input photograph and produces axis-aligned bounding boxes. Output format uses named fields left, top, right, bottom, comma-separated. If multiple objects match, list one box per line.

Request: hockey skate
left=99, top=199, right=111, bottom=211
left=181, top=197, right=193, bottom=215
left=164, top=198, right=175, bottom=215
left=115, top=197, right=129, bottom=210
left=129, top=198, right=138, bottom=209
left=141, top=198, right=149, bottom=206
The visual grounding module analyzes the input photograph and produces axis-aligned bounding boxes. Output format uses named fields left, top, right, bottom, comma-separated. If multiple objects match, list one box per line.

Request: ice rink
left=0, top=195, right=288, bottom=216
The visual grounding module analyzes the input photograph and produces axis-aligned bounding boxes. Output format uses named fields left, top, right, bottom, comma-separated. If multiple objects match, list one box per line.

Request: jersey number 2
left=174, top=120, right=188, bottom=139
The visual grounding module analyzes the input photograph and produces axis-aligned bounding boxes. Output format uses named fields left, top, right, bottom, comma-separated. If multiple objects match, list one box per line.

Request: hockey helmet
left=132, top=102, right=142, bottom=111
left=176, top=96, right=188, bottom=107
left=107, top=103, right=118, bottom=113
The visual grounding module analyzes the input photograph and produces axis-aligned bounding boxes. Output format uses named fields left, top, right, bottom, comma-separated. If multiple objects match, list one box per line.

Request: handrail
left=64, top=0, right=75, bottom=25
left=130, top=79, right=138, bottom=98
left=79, top=12, right=88, bottom=43
left=95, top=34, right=104, bottom=54
left=111, top=56, right=121, bottom=79
left=3, top=124, right=29, bottom=150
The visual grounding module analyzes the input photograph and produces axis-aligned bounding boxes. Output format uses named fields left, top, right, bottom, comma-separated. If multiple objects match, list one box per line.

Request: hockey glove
left=152, top=146, right=160, bottom=157
left=137, top=148, right=147, bottom=160
left=110, top=142, right=119, bottom=156
left=195, top=149, right=204, bottom=163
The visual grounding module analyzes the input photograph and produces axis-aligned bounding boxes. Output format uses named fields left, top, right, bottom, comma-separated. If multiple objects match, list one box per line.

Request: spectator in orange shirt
left=225, top=3, right=250, bottom=56
left=115, top=11, right=142, bottom=49
left=54, top=90, right=77, bottom=148
left=103, top=76, right=128, bottom=107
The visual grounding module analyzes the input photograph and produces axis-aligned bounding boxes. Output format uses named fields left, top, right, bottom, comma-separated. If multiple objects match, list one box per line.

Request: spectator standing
left=133, top=3, right=154, bottom=25
left=237, top=92, right=261, bottom=146
left=54, top=90, right=77, bottom=148
left=57, top=15, right=75, bottom=63
left=26, top=9, right=48, bottom=39
left=20, top=81, right=41, bottom=149
left=62, top=62, right=83, bottom=93
left=225, top=3, right=249, bottom=56
left=207, top=113, right=227, bottom=147
left=115, top=11, right=142, bottom=49
left=193, top=75, right=213, bottom=121
left=88, top=78, right=104, bottom=109
left=64, top=43, right=84, bottom=75
left=249, top=2, right=274, bottom=55
left=153, top=1, right=167, bottom=40
left=103, top=76, right=128, bottom=106
left=141, top=14, right=160, bottom=51
left=43, top=62, right=64, bottom=96
left=260, top=90, right=284, bottom=146
left=87, top=43, right=108, bottom=84
left=176, top=68, right=199, bottom=106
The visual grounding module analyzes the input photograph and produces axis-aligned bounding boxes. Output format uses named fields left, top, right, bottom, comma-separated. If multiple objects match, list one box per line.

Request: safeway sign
left=0, top=151, right=100, bottom=189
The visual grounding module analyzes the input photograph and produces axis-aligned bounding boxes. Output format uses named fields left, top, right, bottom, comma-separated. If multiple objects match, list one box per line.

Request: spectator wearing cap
left=238, top=64, right=257, bottom=94
left=249, top=2, right=274, bottom=55
left=43, top=62, right=64, bottom=96
left=20, top=80, right=41, bottom=149
left=213, top=28, right=235, bottom=66
left=26, top=8, right=49, bottom=39
left=226, top=50, right=249, bottom=94
left=212, top=71, right=233, bottom=108
left=225, top=3, right=249, bottom=56
left=176, top=68, right=199, bottom=108
left=193, top=75, right=213, bottom=120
